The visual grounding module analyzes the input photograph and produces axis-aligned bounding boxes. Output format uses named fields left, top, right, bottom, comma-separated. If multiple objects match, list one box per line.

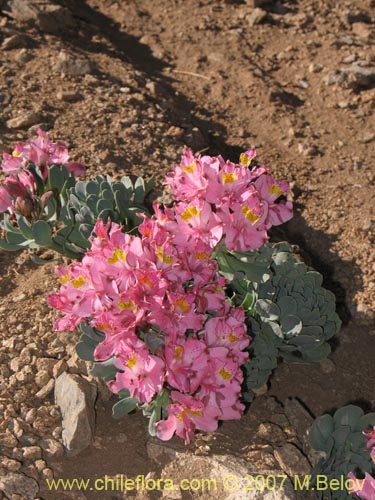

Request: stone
left=54, top=373, right=97, bottom=456
left=274, top=443, right=311, bottom=477
left=35, top=378, right=55, bottom=400
left=39, top=438, right=64, bottom=460
left=4, top=0, right=75, bottom=34
left=342, top=63, right=375, bottom=88
left=0, top=457, right=22, bottom=472
left=22, top=446, right=42, bottom=461
left=352, top=22, right=373, bottom=40
left=1, top=33, right=32, bottom=50
left=247, top=8, right=267, bottom=27
left=52, top=359, right=67, bottom=379
left=6, top=112, right=42, bottom=129
left=53, top=51, right=92, bottom=76
left=35, top=369, right=50, bottom=388
left=0, top=431, right=18, bottom=448
left=56, top=91, right=80, bottom=102
left=359, top=132, right=375, bottom=143
left=0, top=473, right=39, bottom=500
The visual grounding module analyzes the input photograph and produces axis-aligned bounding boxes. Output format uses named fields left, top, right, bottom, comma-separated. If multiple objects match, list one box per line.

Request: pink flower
left=347, top=473, right=375, bottom=500
left=109, top=345, right=165, bottom=404
left=255, top=174, right=293, bottom=228
left=165, top=338, right=209, bottom=393
left=164, top=147, right=208, bottom=201
left=155, top=391, right=220, bottom=444
left=0, top=186, right=12, bottom=213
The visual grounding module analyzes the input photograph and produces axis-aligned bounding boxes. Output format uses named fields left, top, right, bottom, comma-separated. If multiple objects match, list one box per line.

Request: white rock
left=55, top=373, right=97, bottom=456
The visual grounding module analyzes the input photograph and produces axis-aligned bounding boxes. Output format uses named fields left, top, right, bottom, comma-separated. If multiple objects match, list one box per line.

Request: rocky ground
left=0, top=0, right=374, bottom=499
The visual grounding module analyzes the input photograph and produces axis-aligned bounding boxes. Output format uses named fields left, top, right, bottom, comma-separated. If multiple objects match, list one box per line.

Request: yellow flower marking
left=107, top=248, right=126, bottom=264
left=239, top=153, right=251, bottom=167
left=12, top=151, right=22, bottom=158
left=219, top=367, right=232, bottom=380
left=196, top=251, right=209, bottom=260
left=59, top=273, right=70, bottom=284
left=157, top=246, right=173, bottom=264
left=182, top=161, right=196, bottom=174
left=175, top=297, right=191, bottom=313
left=71, top=275, right=86, bottom=288
left=222, top=172, right=237, bottom=184
left=177, top=408, right=203, bottom=422
left=126, top=356, right=137, bottom=369
left=181, top=206, right=200, bottom=222
left=118, top=300, right=136, bottom=311
left=175, top=345, right=184, bottom=362
left=97, top=323, right=111, bottom=330
left=229, top=333, right=237, bottom=343
left=269, top=184, right=283, bottom=197
left=139, top=275, right=153, bottom=288
left=241, top=205, right=260, bottom=224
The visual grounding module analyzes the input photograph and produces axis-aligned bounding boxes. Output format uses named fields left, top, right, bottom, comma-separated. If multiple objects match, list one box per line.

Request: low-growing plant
left=0, top=130, right=342, bottom=443
left=310, top=405, right=375, bottom=500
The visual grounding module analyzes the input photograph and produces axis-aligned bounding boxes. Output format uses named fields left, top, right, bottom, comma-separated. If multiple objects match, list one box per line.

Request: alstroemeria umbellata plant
left=0, top=131, right=341, bottom=444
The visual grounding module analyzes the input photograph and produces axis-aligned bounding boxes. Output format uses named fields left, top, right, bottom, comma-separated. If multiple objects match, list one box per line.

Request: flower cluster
left=348, top=427, right=375, bottom=499
left=0, top=129, right=84, bottom=216
left=164, top=147, right=293, bottom=251
left=49, top=217, right=250, bottom=444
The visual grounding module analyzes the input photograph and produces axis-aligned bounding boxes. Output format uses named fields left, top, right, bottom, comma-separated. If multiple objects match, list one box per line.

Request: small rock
left=12, top=293, right=26, bottom=303
left=247, top=8, right=267, bottom=27
left=299, top=79, right=309, bottom=89
left=342, top=63, right=375, bottom=88
left=297, top=143, right=320, bottom=157
left=4, top=0, right=75, bottom=34
left=53, top=51, right=92, bottom=76
left=35, top=378, right=55, bottom=400
left=35, top=370, right=50, bottom=388
left=359, top=132, right=375, bottom=143
left=6, top=111, right=42, bottom=129
left=166, top=126, right=184, bottom=138
left=22, top=446, right=42, bottom=461
left=308, top=63, right=323, bottom=73
left=39, top=438, right=64, bottom=460
left=0, top=431, right=18, bottom=448
left=274, top=443, right=311, bottom=477
left=1, top=33, right=32, bottom=50
left=14, top=48, right=33, bottom=64
left=322, top=71, right=346, bottom=86
left=34, top=459, right=46, bottom=473
left=56, top=91, right=80, bottom=102
left=0, top=473, right=39, bottom=500
left=52, top=359, right=67, bottom=379
left=0, top=457, right=22, bottom=472
left=55, top=373, right=97, bottom=456
left=352, top=22, right=373, bottom=40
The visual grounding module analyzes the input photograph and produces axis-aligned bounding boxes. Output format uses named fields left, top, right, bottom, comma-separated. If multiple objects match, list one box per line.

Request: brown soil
left=0, top=0, right=375, bottom=499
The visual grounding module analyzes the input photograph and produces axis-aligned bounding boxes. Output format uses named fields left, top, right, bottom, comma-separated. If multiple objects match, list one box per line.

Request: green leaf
left=134, top=177, right=146, bottom=203
left=333, top=406, right=364, bottom=430
left=280, top=314, right=302, bottom=337
left=32, top=220, right=53, bottom=246
left=310, top=414, right=334, bottom=451
left=16, top=215, right=34, bottom=240
left=48, top=165, right=68, bottom=191
left=90, top=358, right=118, bottom=381
left=112, top=397, right=138, bottom=419
left=256, top=299, right=280, bottom=321
left=0, top=238, right=23, bottom=251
